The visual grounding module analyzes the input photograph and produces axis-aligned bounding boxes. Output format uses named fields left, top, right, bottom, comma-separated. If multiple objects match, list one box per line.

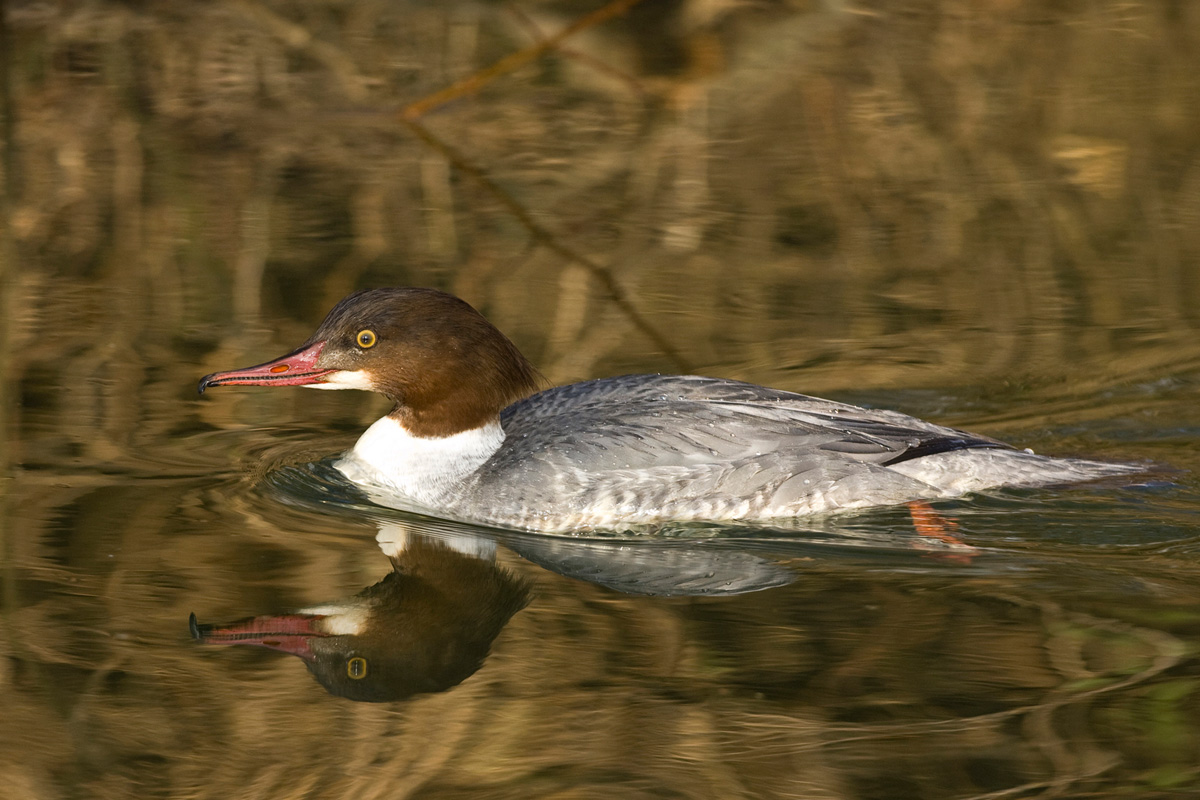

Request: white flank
left=336, top=416, right=505, bottom=507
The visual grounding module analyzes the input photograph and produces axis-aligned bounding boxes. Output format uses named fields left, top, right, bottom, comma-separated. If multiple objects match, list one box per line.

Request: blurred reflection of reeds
left=4, top=1, right=1199, bottom=399
left=3, top=1, right=1200, bottom=797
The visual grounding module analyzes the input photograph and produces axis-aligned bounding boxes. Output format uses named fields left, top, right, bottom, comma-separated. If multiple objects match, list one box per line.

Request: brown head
left=190, top=535, right=532, bottom=703
left=198, top=288, right=542, bottom=437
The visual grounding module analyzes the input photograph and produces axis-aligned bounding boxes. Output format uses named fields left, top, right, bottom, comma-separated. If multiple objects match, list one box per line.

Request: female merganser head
left=199, top=288, right=1139, bottom=532
left=200, top=288, right=541, bottom=438
left=191, top=533, right=530, bottom=702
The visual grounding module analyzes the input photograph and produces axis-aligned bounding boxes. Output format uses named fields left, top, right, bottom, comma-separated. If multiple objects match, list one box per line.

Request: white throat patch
left=374, top=522, right=497, bottom=561
left=302, top=370, right=376, bottom=391
left=335, top=416, right=505, bottom=508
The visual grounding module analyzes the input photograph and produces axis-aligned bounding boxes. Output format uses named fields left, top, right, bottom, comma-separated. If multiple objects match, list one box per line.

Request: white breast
left=335, top=416, right=505, bottom=508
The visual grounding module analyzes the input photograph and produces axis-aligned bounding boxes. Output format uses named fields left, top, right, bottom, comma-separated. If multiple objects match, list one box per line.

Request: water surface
left=4, top=1, right=1200, bottom=798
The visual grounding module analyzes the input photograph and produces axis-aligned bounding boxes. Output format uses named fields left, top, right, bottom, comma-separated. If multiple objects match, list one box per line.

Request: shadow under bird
left=198, top=288, right=1140, bottom=531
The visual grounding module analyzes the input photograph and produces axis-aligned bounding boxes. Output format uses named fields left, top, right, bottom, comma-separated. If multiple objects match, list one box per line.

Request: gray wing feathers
left=464, top=375, right=1004, bottom=525
left=497, top=375, right=1003, bottom=471
left=448, top=375, right=1132, bottom=530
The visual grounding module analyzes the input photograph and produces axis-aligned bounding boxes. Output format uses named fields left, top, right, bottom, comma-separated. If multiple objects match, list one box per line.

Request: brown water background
left=3, top=1, right=1200, bottom=797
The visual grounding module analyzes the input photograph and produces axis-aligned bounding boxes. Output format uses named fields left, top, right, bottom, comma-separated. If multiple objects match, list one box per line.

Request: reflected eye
left=356, top=330, right=377, bottom=349
left=347, top=657, right=368, bottom=679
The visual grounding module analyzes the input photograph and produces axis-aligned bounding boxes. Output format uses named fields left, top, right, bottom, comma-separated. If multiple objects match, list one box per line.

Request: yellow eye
left=356, top=329, right=377, bottom=349
left=347, top=657, right=368, bottom=679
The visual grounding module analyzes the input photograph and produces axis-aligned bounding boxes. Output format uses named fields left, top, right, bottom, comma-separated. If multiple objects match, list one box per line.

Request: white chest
left=335, top=416, right=505, bottom=507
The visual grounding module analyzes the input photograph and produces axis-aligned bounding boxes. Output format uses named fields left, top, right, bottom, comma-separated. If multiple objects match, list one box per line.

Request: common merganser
left=198, top=288, right=1138, bottom=531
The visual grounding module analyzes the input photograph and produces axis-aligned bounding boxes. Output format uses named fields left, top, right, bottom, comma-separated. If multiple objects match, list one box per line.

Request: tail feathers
left=889, top=448, right=1143, bottom=495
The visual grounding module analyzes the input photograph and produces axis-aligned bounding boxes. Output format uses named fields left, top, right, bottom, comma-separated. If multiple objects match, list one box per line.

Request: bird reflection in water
left=191, top=519, right=801, bottom=702
left=191, top=528, right=530, bottom=702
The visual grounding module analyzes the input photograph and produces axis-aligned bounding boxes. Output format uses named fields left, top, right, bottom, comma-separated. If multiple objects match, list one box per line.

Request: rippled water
left=5, top=1, right=1200, bottom=798
left=8, top=352, right=1198, bottom=798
